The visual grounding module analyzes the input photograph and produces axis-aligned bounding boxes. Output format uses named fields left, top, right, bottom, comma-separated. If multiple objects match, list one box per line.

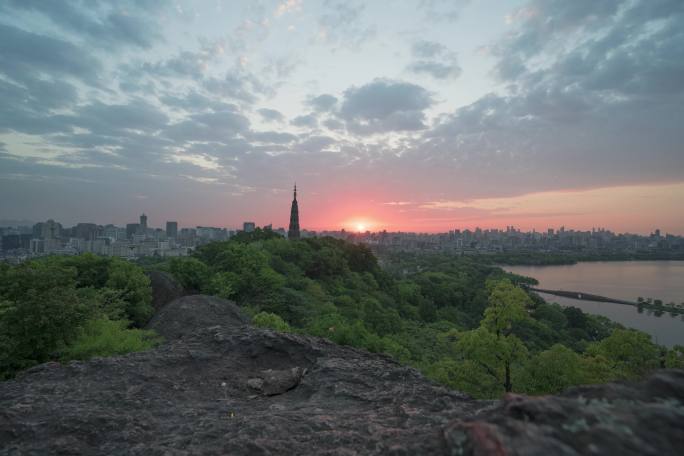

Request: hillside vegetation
left=0, top=255, right=160, bottom=380
left=158, top=230, right=684, bottom=398
left=2, top=232, right=683, bottom=396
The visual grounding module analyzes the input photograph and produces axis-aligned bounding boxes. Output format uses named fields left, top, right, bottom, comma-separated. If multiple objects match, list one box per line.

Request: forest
left=2, top=230, right=683, bottom=397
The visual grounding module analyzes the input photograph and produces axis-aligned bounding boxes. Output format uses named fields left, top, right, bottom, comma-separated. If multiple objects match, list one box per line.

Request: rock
left=246, top=377, right=264, bottom=390
left=442, top=370, right=684, bottom=456
left=147, top=271, right=185, bottom=312
left=1, top=294, right=683, bottom=455
left=248, top=367, right=306, bottom=396
left=146, top=294, right=248, bottom=340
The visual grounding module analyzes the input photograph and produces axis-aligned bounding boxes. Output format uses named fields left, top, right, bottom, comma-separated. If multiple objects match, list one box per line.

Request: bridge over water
left=524, top=286, right=684, bottom=315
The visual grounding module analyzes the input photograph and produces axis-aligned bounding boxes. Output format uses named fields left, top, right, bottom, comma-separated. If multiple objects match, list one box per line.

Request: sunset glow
left=0, top=1, right=682, bottom=235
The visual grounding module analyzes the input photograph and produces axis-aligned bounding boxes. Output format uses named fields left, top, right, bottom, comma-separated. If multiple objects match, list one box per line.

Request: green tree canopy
left=587, top=328, right=660, bottom=380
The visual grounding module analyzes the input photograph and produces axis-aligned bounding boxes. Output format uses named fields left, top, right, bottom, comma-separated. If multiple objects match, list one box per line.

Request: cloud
left=412, top=40, right=448, bottom=58
left=258, top=108, right=285, bottom=123
left=141, top=51, right=211, bottom=79
left=408, top=61, right=462, bottom=79
left=164, top=109, right=250, bottom=143
left=1, top=0, right=683, bottom=232
left=0, top=23, right=101, bottom=84
left=203, top=70, right=272, bottom=103
left=338, top=79, right=433, bottom=134
left=274, top=0, right=302, bottom=17
left=160, top=91, right=235, bottom=113
left=248, top=131, right=297, bottom=144
left=75, top=100, right=170, bottom=135
left=407, top=40, right=461, bottom=79
left=390, top=0, right=684, bottom=199
left=2, top=0, right=163, bottom=49
left=317, top=2, right=376, bottom=49
left=418, top=0, right=471, bottom=22
left=307, top=94, right=338, bottom=112
left=296, top=135, right=336, bottom=153
left=291, top=113, right=319, bottom=128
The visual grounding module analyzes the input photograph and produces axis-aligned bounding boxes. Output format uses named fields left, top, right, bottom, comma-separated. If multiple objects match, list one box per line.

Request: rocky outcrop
left=146, top=294, right=248, bottom=340
left=444, top=370, right=684, bottom=455
left=147, top=270, right=185, bottom=312
left=1, top=295, right=683, bottom=455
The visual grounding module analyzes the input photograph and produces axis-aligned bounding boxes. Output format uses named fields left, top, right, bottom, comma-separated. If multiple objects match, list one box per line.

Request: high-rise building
left=33, top=219, right=62, bottom=239
left=140, top=213, right=148, bottom=231
left=288, top=183, right=300, bottom=240
left=126, top=223, right=140, bottom=239
left=243, top=222, right=255, bottom=233
left=166, top=221, right=178, bottom=238
left=74, top=223, right=98, bottom=240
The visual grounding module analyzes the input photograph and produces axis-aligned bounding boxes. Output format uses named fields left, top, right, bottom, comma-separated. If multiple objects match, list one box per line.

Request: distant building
left=126, top=223, right=140, bottom=239
left=139, top=213, right=148, bottom=232
left=33, top=219, right=62, bottom=239
left=0, top=233, right=31, bottom=251
left=243, top=222, right=255, bottom=233
left=74, top=223, right=98, bottom=240
left=166, top=221, right=178, bottom=238
left=288, top=183, right=300, bottom=240
left=30, top=238, right=44, bottom=254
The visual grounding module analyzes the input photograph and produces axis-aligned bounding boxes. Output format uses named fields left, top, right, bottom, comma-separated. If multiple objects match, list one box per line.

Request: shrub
left=60, top=318, right=162, bottom=362
left=252, top=312, right=292, bottom=332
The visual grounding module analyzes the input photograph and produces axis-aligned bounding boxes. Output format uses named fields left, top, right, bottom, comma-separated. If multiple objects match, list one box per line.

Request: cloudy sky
left=1, top=0, right=683, bottom=233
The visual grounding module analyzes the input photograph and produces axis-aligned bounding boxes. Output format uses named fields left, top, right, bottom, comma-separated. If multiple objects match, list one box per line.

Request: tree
left=587, top=328, right=660, bottom=380
left=168, top=257, right=211, bottom=292
left=451, top=327, right=528, bottom=397
left=252, top=312, right=292, bottom=332
left=519, top=344, right=584, bottom=394
left=0, top=261, right=90, bottom=379
left=665, top=345, right=684, bottom=369
left=105, top=258, right=153, bottom=326
left=206, top=272, right=235, bottom=300
left=229, top=227, right=283, bottom=243
left=445, top=279, right=534, bottom=394
left=361, top=297, right=402, bottom=336
left=482, top=280, right=531, bottom=337
left=59, top=318, right=161, bottom=362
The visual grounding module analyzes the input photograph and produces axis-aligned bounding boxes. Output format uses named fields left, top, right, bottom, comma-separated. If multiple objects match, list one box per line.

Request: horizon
left=2, top=212, right=676, bottom=238
left=1, top=1, right=683, bottom=234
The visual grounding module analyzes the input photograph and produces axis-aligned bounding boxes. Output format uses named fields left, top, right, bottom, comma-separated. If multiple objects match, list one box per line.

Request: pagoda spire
left=288, top=182, right=300, bottom=240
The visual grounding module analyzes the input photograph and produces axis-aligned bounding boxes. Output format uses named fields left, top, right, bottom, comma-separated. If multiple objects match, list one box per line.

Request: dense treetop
left=2, top=236, right=682, bottom=396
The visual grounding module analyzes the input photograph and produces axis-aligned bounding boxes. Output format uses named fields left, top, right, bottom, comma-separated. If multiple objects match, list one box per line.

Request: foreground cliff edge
left=1, top=295, right=683, bottom=455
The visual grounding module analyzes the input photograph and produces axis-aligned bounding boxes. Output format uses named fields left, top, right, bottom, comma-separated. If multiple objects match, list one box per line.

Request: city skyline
left=0, top=212, right=678, bottom=238
left=1, top=1, right=683, bottom=234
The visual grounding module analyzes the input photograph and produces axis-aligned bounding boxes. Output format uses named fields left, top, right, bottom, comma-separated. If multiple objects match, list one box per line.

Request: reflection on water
left=505, top=261, right=684, bottom=347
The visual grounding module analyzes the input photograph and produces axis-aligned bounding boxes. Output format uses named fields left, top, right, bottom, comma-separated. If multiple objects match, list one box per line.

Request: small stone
left=247, top=378, right=264, bottom=391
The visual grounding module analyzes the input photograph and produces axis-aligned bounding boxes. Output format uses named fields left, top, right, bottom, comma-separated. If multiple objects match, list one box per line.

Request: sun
left=344, top=218, right=377, bottom=233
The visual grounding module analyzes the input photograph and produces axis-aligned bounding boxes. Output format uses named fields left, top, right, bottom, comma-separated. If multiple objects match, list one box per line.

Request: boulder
left=247, top=367, right=307, bottom=396
left=147, top=270, right=185, bottom=311
left=146, top=294, right=248, bottom=340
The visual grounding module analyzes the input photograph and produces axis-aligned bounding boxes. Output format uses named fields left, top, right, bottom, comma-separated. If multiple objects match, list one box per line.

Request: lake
left=504, top=261, right=684, bottom=347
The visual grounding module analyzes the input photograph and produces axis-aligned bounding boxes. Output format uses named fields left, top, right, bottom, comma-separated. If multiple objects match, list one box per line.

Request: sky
left=0, top=0, right=683, bottom=234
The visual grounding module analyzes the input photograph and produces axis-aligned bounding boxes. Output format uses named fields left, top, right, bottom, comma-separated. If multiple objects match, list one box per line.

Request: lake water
left=504, top=261, right=684, bottom=347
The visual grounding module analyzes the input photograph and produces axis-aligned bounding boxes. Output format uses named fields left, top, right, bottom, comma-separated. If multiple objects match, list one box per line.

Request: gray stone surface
left=146, top=270, right=185, bottom=312
left=146, top=294, right=248, bottom=340
left=1, top=294, right=683, bottom=455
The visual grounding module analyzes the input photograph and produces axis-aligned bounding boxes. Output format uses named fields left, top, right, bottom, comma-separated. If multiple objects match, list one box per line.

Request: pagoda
left=288, top=183, right=300, bottom=240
